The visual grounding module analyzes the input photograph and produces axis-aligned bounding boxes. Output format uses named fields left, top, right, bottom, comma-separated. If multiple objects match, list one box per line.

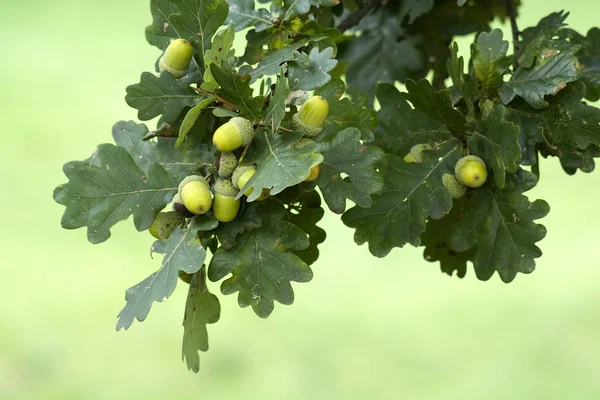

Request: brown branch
left=193, top=87, right=239, bottom=112
left=506, top=0, right=520, bottom=68
left=336, top=0, right=381, bottom=34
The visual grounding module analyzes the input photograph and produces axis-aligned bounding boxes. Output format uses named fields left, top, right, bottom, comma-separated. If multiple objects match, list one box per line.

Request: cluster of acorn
left=403, top=144, right=488, bottom=198
left=149, top=37, right=332, bottom=237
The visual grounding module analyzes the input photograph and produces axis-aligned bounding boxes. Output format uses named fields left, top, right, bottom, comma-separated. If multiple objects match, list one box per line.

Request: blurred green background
left=2, top=0, right=600, bottom=399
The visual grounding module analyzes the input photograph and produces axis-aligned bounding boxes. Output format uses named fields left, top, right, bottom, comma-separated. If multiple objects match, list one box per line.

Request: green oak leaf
left=53, top=144, right=177, bottom=244
left=182, top=266, right=221, bottom=373
left=402, top=79, right=468, bottom=134
left=471, top=29, right=510, bottom=93
left=467, top=104, right=521, bottom=189
left=569, top=27, right=600, bottom=102
left=287, top=47, right=338, bottom=91
left=145, top=0, right=229, bottom=72
left=271, top=0, right=310, bottom=21
left=210, top=64, right=265, bottom=121
left=446, top=42, right=476, bottom=117
left=214, top=202, right=262, bottom=249
left=208, top=201, right=313, bottom=318
left=421, top=196, right=476, bottom=278
left=282, top=190, right=326, bottom=266
left=499, top=46, right=580, bottom=109
left=518, top=11, right=569, bottom=68
left=240, top=129, right=323, bottom=201
left=449, top=170, right=550, bottom=283
left=176, top=98, right=216, bottom=147
left=314, top=128, right=385, bottom=214
left=240, top=29, right=295, bottom=66
left=373, top=83, right=452, bottom=156
left=263, top=70, right=290, bottom=131
left=201, top=25, right=236, bottom=92
left=116, top=216, right=218, bottom=330
left=505, top=81, right=600, bottom=171
left=112, top=120, right=215, bottom=182
left=226, top=0, right=275, bottom=32
left=400, top=0, right=434, bottom=24
left=240, top=40, right=308, bottom=82
left=342, top=141, right=463, bottom=257
left=125, top=72, right=200, bottom=123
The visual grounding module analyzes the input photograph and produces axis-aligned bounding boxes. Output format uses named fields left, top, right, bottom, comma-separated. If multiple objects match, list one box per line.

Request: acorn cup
left=292, top=95, right=329, bottom=137
left=148, top=211, right=185, bottom=240
left=232, top=165, right=270, bottom=201
left=178, top=175, right=213, bottom=215
left=218, top=152, right=238, bottom=178
left=442, top=173, right=468, bottom=199
left=212, top=180, right=241, bottom=222
left=455, top=155, right=488, bottom=188
left=159, top=38, right=193, bottom=78
left=213, top=117, right=255, bottom=152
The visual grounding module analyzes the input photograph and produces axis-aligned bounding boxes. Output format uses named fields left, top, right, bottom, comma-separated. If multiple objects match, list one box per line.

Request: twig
left=143, top=123, right=176, bottom=141
left=506, top=0, right=520, bottom=68
left=336, top=0, right=381, bottom=34
left=238, top=144, right=251, bottom=164
left=193, top=87, right=239, bottom=112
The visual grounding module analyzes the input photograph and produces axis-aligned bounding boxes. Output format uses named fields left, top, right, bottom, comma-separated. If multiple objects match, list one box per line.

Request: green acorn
left=403, top=153, right=417, bottom=163
left=232, top=165, right=269, bottom=200
left=409, top=143, right=433, bottom=163
left=148, top=211, right=185, bottom=240
left=218, top=152, right=238, bottom=178
left=442, top=173, right=468, bottom=199
left=292, top=96, right=329, bottom=137
left=455, top=155, right=488, bottom=188
left=212, top=180, right=241, bottom=222
left=172, top=193, right=195, bottom=218
left=159, top=38, right=193, bottom=78
left=179, top=175, right=212, bottom=215
left=213, top=117, right=255, bottom=152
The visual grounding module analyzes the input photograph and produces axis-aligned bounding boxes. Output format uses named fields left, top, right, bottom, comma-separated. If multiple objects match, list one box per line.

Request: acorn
left=304, top=164, right=320, bottom=182
left=179, top=175, right=213, bottom=215
left=408, top=143, right=433, bottom=163
left=442, top=173, right=468, bottom=199
left=455, top=155, right=488, bottom=188
left=148, top=211, right=185, bottom=240
left=159, top=38, right=193, bottom=78
left=212, top=117, right=255, bottom=152
left=172, top=193, right=195, bottom=218
left=212, top=180, right=241, bottom=223
left=232, top=165, right=270, bottom=200
left=218, top=152, right=238, bottom=178
left=292, top=96, right=329, bottom=137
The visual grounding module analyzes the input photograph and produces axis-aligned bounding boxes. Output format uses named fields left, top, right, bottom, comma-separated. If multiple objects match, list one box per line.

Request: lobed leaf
left=210, top=64, right=265, bottom=120
left=226, top=0, right=275, bottom=32
left=471, top=29, right=510, bottom=93
left=287, top=47, right=338, bottom=91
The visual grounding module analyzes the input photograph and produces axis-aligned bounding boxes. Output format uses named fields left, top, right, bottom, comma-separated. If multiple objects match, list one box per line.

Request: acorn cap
left=230, top=117, right=255, bottom=146
left=160, top=38, right=193, bottom=77
left=409, top=143, right=433, bottom=163
left=442, top=173, right=468, bottom=199
left=178, top=175, right=209, bottom=193
left=292, top=113, right=323, bottom=137
left=218, top=152, right=238, bottom=178
left=231, top=165, right=256, bottom=189
left=294, top=138, right=316, bottom=149
left=213, top=179, right=239, bottom=197
left=298, top=96, right=329, bottom=128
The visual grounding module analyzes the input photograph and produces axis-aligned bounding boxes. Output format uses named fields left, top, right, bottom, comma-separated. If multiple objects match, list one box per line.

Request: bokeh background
left=2, top=0, right=600, bottom=399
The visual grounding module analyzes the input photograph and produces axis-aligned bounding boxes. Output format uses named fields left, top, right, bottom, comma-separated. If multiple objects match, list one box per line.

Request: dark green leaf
left=570, top=27, right=600, bottom=102
left=240, top=40, right=308, bottom=82
left=201, top=25, right=236, bottom=92
left=468, top=104, right=521, bottom=189
left=471, top=29, right=510, bottom=92
left=112, top=121, right=215, bottom=182
left=226, top=0, right=275, bottom=32
left=53, top=144, right=177, bottom=244
left=373, top=83, right=452, bottom=156
left=315, top=128, right=384, bottom=213
left=125, top=72, right=200, bottom=123
left=400, top=0, right=434, bottom=24
left=214, top=202, right=262, bottom=249
left=208, top=202, right=313, bottom=318
left=272, top=0, right=310, bottom=21
left=342, top=141, right=463, bottom=257
left=177, top=98, right=216, bottom=147
left=449, top=170, right=550, bottom=283
left=518, top=11, right=569, bottom=68
left=211, top=64, right=265, bottom=121
left=288, top=47, right=338, bottom=91
left=116, top=215, right=218, bottom=330
left=402, top=79, right=468, bottom=134
left=499, top=46, right=580, bottom=109
left=447, top=42, right=476, bottom=116
left=182, top=267, right=220, bottom=373
left=241, top=129, right=323, bottom=201
left=263, top=71, right=290, bottom=131
left=283, top=190, right=326, bottom=266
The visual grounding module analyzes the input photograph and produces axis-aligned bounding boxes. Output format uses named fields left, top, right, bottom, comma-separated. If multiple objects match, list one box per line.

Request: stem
left=193, top=87, right=239, bottom=112
left=238, top=144, right=251, bottom=164
left=143, top=123, right=176, bottom=141
left=336, top=0, right=381, bottom=34
left=506, top=0, right=520, bottom=68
